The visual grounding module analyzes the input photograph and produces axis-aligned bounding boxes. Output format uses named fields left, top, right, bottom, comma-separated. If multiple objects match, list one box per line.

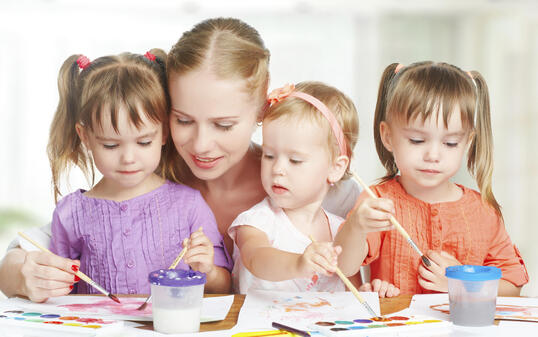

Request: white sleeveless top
left=228, top=197, right=345, bottom=294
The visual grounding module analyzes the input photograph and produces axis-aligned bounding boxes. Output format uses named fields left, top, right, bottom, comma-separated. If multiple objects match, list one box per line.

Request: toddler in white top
left=228, top=82, right=359, bottom=294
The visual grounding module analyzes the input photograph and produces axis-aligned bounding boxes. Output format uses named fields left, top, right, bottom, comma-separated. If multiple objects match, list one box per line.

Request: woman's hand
left=184, top=227, right=215, bottom=275
left=359, top=278, right=400, bottom=298
left=297, top=242, right=342, bottom=277
left=418, top=250, right=462, bottom=292
left=20, top=250, right=79, bottom=302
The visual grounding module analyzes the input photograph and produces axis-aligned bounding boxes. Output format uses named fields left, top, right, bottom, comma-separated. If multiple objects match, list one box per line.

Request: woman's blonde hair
left=264, top=81, right=359, bottom=180
left=47, top=50, right=169, bottom=202
left=163, top=17, right=270, bottom=183
left=373, top=61, right=500, bottom=215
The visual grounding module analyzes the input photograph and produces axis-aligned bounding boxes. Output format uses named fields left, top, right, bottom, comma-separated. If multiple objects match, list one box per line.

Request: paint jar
left=149, top=269, right=206, bottom=334
left=446, top=265, right=501, bottom=326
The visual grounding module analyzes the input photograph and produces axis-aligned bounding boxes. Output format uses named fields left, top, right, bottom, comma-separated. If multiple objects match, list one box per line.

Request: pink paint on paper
left=59, top=298, right=152, bottom=316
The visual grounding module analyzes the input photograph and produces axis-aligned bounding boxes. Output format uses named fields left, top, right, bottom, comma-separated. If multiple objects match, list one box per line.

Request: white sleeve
left=6, top=223, right=52, bottom=252
left=228, top=200, right=276, bottom=244
left=322, top=178, right=362, bottom=218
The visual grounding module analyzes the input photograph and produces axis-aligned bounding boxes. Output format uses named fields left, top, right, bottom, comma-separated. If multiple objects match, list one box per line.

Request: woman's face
left=168, top=68, right=260, bottom=181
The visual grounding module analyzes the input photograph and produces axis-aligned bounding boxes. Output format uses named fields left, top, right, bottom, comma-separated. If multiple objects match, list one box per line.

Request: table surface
left=134, top=293, right=414, bottom=332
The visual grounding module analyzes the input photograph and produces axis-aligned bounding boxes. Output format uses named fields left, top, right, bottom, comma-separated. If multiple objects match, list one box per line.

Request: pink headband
left=267, top=83, right=347, bottom=157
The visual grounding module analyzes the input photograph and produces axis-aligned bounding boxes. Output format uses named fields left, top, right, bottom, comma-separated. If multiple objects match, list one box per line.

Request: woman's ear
left=379, top=121, right=393, bottom=152
left=75, top=123, right=89, bottom=148
left=328, top=155, right=350, bottom=184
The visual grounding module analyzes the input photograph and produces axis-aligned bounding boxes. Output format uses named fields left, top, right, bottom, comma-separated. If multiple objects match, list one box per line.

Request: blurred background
left=0, top=0, right=536, bottom=297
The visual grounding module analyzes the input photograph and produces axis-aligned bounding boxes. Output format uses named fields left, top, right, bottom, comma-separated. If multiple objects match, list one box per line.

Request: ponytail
left=466, top=71, right=502, bottom=216
left=373, top=63, right=400, bottom=182
left=47, top=55, right=94, bottom=203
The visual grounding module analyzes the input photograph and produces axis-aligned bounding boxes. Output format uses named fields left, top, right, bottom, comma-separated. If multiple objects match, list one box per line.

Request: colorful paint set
left=310, top=314, right=451, bottom=336
left=0, top=308, right=123, bottom=333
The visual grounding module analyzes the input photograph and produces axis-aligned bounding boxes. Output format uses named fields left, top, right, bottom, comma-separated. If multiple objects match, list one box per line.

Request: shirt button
left=127, top=260, right=135, bottom=268
left=129, top=289, right=136, bottom=294
left=431, top=209, right=438, bottom=216
left=123, top=229, right=131, bottom=236
left=120, top=204, right=128, bottom=212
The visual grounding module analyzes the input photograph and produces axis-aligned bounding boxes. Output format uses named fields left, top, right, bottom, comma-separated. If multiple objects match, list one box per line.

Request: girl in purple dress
left=46, top=50, right=232, bottom=297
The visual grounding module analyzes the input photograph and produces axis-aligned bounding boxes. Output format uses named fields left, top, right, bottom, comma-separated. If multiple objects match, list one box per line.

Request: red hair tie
left=144, top=51, right=156, bottom=62
left=76, top=55, right=91, bottom=70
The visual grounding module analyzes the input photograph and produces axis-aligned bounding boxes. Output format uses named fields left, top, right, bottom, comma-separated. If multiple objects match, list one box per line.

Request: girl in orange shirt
left=336, top=62, right=528, bottom=295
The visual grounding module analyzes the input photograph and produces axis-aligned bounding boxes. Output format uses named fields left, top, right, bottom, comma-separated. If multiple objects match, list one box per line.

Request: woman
left=0, top=18, right=378, bottom=302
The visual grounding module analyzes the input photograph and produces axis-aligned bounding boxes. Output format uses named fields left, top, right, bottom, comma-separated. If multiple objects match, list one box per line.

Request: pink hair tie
left=394, top=63, right=405, bottom=74
left=267, top=83, right=347, bottom=157
left=76, top=55, right=91, bottom=70
left=144, top=51, right=156, bottom=62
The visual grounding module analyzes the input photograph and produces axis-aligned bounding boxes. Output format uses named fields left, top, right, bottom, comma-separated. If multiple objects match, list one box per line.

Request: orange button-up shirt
left=363, top=178, right=528, bottom=294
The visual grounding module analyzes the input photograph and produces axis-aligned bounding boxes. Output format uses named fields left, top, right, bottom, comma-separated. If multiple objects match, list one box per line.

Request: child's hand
left=184, top=227, right=215, bottom=275
left=418, top=250, right=462, bottom=292
left=297, top=242, right=342, bottom=277
left=359, top=279, right=401, bottom=298
left=350, top=197, right=395, bottom=233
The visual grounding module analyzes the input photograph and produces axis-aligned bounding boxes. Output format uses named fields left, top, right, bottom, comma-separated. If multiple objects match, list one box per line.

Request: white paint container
left=149, top=269, right=206, bottom=334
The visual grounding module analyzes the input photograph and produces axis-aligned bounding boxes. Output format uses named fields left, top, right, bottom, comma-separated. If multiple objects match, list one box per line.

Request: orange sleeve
left=484, top=217, right=529, bottom=287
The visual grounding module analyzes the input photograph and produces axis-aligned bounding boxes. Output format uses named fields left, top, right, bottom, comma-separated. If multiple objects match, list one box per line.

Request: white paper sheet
left=409, top=294, right=538, bottom=323
left=1, top=295, right=234, bottom=323
left=235, top=290, right=380, bottom=332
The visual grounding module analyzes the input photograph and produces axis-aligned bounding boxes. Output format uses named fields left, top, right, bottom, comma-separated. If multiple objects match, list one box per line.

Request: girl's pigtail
left=467, top=71, right=502, bottom=216
left=373, top=63, right=400, bottom=182
left=47, top=55, right=92, bottom=203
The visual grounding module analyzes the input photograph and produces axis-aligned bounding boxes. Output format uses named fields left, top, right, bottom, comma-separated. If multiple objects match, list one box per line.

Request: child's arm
left=418, top=250, right=523, bottom=296
left=334, top=192, right=395, bottom=276
left=236, top=225, right=340, bottom=281
left=184, top=227, right=231, bottom=293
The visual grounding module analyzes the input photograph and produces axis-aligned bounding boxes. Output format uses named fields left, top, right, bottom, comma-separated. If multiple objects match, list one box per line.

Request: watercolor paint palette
left=0, top=308, right=123, bottom=333
left=310, top=314, right=452, bottom=336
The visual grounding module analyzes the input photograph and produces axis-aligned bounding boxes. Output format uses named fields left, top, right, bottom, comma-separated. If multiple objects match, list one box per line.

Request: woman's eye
left=409, top=139, right=424, bottom=144
left=176, top=118, right=193, bottom=125
left=263, top=154, right=274, bottom=160
left=215, top=123, right=234, bottom=131
left=103, top=144, right=118, bottom=149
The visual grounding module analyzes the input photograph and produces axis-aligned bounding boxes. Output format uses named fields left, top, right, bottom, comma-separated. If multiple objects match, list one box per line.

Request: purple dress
left=50, top=180, right=232, bottom=295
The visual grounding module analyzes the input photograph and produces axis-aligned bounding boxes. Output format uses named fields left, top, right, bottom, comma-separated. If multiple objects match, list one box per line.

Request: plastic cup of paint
left=445, top=265, right=501, bottom=327
left=149, top=269, right=206, bottom=334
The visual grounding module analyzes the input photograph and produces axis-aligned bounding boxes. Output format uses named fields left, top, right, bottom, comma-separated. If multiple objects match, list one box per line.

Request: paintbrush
left=308, top=236, right=379, bottom=318
left=351, top=173, right=432, bottom=267
left=18, top=232, right=121, bottom=304
left=136, top=238, right=189, bottom=310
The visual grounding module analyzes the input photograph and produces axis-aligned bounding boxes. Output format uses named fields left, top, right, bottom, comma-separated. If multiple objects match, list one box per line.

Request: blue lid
left=445, top=265, right=501, bottom=281
left=148, top=269, right=206, bottom=287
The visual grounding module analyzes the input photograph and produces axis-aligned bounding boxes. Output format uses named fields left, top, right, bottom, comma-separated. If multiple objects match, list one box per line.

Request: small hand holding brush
left=308, top=236, right=380, bottom=319
left=351, top=173, right=432, bottom=267
left=137, top=238, right=189, bottom=311
left=18, top=232, right=121, bottom=304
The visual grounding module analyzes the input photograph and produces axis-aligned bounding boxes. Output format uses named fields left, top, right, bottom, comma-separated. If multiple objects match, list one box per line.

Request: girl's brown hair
left=162, top=17, right=270, bottom=183
left=373, top=61, right=500, bottom=215
left=47, top=50, right=169, bottom=202
left=264, top=81, right=359, bottom=181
